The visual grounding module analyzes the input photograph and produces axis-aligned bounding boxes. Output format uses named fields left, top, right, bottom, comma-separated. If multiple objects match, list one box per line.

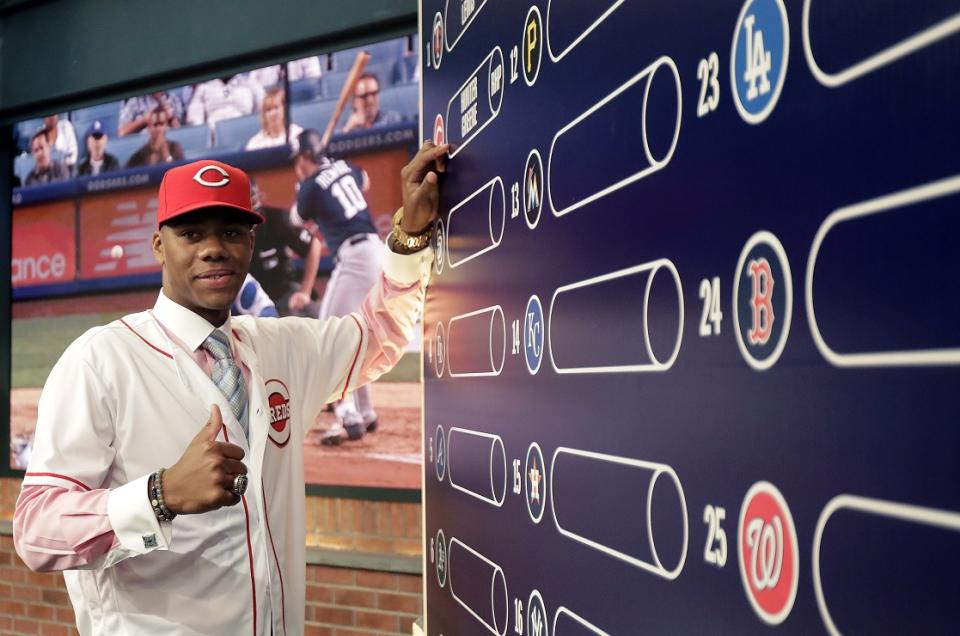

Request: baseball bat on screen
left=320, top=51, right=371, bottom=146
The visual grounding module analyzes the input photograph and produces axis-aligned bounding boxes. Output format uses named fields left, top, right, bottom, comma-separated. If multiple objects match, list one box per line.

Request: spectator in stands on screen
left=126, top=108, right=185, bottom=168
left=25, top=129, right=70, bottom=186
left=245, top=88, right=304, bottom=151
left=341, top=72, right=402, bottom=133
left=42, top=114, right=78, bottom=170
left=77, top=120, right=120, bottom=176
left=250, top=55, right=322, bottom=88
left=186, top=74, right=265, bottom=129
left=118, top=91, right=184, bottom=137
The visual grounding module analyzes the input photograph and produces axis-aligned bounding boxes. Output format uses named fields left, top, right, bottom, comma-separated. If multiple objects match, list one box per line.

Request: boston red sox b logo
left=738, top=481, right=798, bottom=625
left=748, top=258, right=774, bottom=344
left=265, top=379, right=291, bottom=447
left=733, top=231, right=793, bottom=370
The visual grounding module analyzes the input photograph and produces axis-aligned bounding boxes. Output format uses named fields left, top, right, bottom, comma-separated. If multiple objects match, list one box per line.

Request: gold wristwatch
left=391, top=208, right=433, bottom=253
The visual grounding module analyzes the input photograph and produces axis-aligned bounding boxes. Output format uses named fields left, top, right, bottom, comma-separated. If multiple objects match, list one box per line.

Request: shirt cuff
left=107, top=473, right=172, bottom=554
left=382, top=242, right=434, bottom=286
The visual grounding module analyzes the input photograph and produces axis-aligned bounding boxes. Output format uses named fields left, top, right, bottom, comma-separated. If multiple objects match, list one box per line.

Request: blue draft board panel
left=420, top=0, right=960, bottom=634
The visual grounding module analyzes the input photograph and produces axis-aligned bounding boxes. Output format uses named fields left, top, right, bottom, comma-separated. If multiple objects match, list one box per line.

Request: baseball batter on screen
left=12, top=141, right=447, bottom=635
left=291, top=128, right=387, bottom=445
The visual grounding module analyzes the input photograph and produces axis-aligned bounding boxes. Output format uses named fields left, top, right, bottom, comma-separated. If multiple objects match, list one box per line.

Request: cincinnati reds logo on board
left=265, top=379, right=291, bottom=447
left=192, top=165, right=231, bottom=188
left=737, top=481, right=799, bottom=625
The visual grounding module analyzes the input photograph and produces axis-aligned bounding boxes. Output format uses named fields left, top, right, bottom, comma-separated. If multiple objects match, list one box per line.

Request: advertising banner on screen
left=78, top=187, right=161, bottom=279
left=11, top=202, right=76, bottom=288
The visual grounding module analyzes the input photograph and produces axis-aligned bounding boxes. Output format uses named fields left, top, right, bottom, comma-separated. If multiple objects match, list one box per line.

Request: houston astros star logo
left=528, top=458, right=542, bottom=503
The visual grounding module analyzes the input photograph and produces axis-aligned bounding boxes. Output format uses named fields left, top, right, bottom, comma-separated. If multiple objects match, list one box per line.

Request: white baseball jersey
left=21, top=247, right=430, bottom=635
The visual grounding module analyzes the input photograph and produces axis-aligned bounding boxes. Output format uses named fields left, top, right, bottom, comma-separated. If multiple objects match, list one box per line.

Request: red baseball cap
left=156, top=160, right=264, bottom=227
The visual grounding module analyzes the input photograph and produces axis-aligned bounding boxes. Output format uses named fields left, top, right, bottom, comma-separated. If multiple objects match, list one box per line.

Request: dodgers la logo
left=733, top=231, right=793, bottom=370
left=192, top=164, right=231, bottom=188
left=265, top=379, right=291, bottom=447
left=738, top=481, right=799, bottom=625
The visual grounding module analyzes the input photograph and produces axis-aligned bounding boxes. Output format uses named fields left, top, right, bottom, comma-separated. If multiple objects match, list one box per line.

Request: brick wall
left=0, top=478, right=425, bottom=636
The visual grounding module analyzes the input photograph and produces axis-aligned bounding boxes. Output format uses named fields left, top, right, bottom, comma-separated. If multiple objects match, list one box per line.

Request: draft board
left=420, top=1, right=960, bottom=634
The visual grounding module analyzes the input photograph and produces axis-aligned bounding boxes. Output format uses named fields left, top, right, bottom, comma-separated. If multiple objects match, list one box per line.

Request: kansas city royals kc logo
left=524, top=295, right=544, bottom=374
left=733, top=231, right=792, bottom=370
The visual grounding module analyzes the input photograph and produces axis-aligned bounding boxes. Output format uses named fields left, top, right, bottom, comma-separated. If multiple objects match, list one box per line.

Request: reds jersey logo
left=265, top=379, right=291, bottom=447
left=192, top=165, right=231, bottom=188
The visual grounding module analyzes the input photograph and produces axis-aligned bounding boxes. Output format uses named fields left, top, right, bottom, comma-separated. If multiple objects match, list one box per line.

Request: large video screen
left=9, top=36, right=423, bottom=491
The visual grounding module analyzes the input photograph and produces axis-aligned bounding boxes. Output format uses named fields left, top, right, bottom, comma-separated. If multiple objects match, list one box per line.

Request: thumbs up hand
left=162, top=405, right=248, bottom=515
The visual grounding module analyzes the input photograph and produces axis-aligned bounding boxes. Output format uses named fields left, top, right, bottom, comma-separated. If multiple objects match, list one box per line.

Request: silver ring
left=232, top=474, right=248, bottom=497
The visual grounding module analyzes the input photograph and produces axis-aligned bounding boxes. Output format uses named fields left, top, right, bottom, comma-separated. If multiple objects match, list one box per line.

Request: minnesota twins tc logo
left=733, top=231, right=792, bottom=370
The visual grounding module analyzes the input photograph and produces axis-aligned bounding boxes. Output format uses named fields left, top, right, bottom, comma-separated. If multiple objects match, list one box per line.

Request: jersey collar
left=153, top=290, right=234, bottom=353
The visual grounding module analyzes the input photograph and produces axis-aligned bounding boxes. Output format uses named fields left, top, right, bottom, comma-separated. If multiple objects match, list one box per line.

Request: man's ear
left=152, top=229, right=164, bottom=266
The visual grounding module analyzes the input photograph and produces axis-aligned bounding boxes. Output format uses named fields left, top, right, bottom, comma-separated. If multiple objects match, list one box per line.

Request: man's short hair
left=357, top=72, right=380, bottom=87
left=31, top=128, right=48, bottom=145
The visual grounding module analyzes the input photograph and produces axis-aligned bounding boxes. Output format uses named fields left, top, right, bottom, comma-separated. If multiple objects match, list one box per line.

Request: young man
left=14, top=143, right=447, bottom=635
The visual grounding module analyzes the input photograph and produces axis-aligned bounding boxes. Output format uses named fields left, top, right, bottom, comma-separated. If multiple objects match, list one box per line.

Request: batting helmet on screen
left=292, top=128, right=327, bottom=163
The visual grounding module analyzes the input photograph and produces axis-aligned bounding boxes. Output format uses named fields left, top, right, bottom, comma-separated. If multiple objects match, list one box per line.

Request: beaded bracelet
left=149, top=468, right=177, bottom=522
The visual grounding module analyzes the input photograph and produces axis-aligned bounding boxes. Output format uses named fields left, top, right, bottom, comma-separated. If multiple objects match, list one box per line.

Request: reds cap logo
left=192, top=164, right=231, bottom=188
left=738, top=481, right=799, bottom=625
left=265, top=379, right=291, bottom=447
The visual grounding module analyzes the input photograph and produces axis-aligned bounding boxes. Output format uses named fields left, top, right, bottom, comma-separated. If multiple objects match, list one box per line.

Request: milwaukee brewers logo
left=192, top=164, right=231, bottom=188
left=265, top=379, right=291, bottom=447
left=733, top=231, right=793, bottom=370
left=738, top=481, right=798, bottom=625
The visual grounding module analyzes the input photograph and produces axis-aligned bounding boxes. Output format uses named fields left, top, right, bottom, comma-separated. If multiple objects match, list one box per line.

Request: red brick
left=11, top=585, right=41, bottom=601
left=41, top=589, right=69, bottom=605
left=306, top=584, right=333, bottom=604
left=310, top=605, right=353, bottom=626
left=303, top=625, right=334, bottom=636
left=25, top=603, right=56, bottom=620
left=377, top=592, right=420, bottom=614
left=397, top=575, right=422, bottom=594
left=56, top=607, right=77, bottom=623
left=309, top=566, right=355, bottom=586
left=41, top=623, right=73, bottom=636
left=13, top=618, right=40, bottom=633
left=333, top=588, right=376, bottom=609
left=0, top=568, right=25, bottom=584
left=334, top=629, right=382, bottom=636
left=0, top=600, right=24, bottom=614
left=356, top=571, right=396, bottom=591
left=355, top=610, right=397, bottom=632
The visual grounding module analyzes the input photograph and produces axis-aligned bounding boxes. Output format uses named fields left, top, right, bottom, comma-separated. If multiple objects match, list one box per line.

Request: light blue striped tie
left=203, top=330, right=248, bottom=437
